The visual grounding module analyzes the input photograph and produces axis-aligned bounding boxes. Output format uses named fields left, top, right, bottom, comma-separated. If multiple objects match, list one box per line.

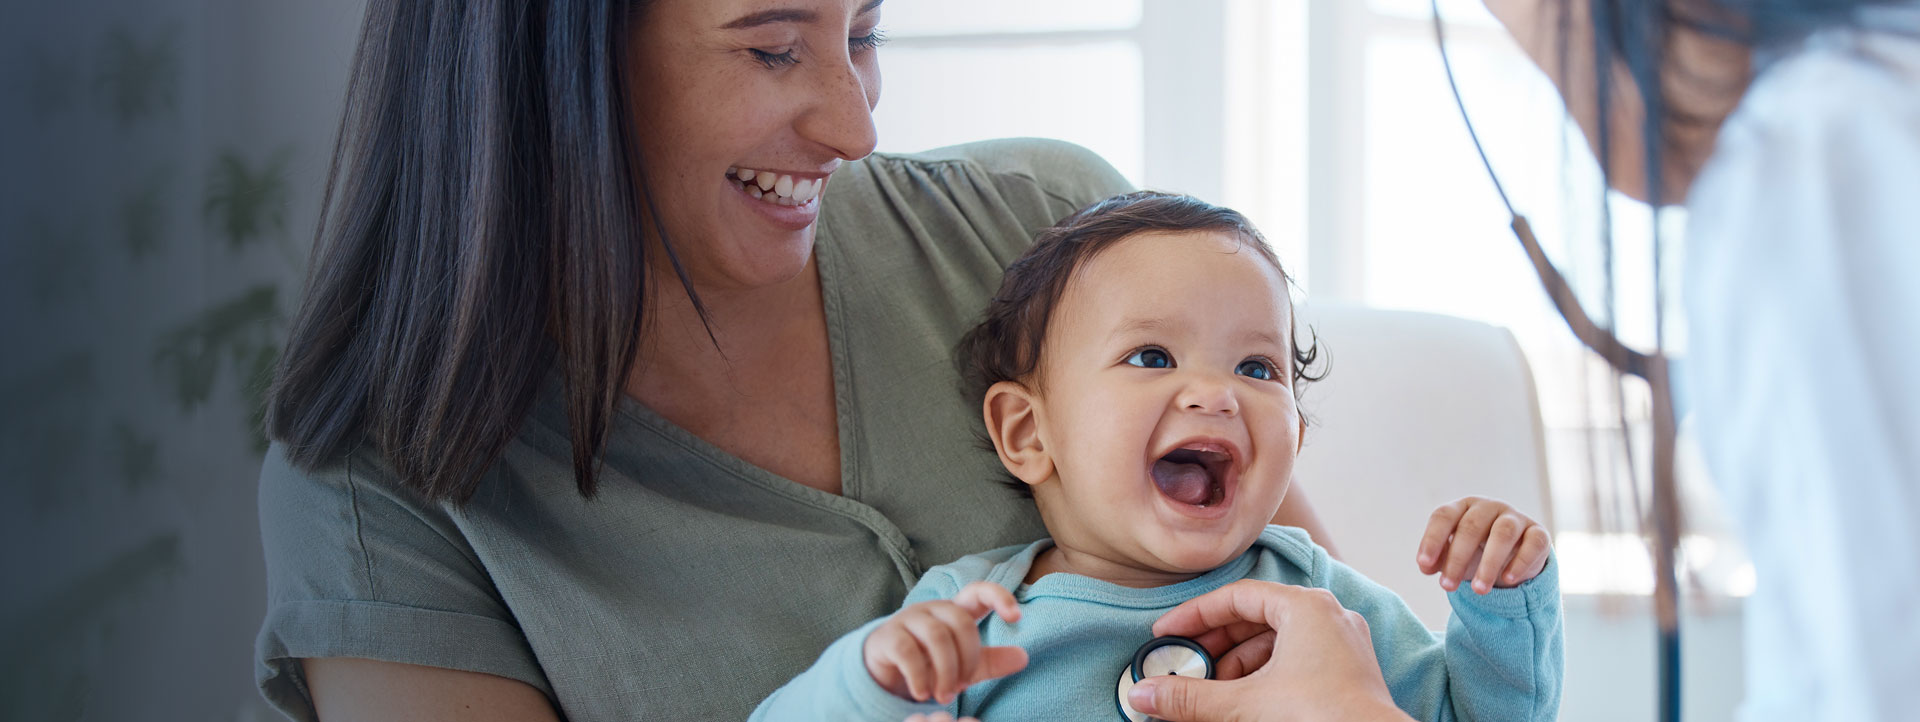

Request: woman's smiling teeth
left=729, top=166, right=823, bottom=206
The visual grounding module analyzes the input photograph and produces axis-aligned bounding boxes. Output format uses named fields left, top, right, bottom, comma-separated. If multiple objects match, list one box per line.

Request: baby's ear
left=983, top=381, right=1054, bottom=487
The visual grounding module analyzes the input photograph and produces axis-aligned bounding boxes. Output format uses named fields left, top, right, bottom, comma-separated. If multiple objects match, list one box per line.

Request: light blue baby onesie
left=751, top=525, right=1562, bottom=721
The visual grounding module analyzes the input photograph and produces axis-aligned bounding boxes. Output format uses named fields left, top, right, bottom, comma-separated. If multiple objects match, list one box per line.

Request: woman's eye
left=751, top=30, right=886, bottom=68
left=749, top=48, right=799, bottom=68
left=1125, top=348, right=1173, bottom=369
left=850, top=29, right=888, bottom=53
left=1236, top=359, right=1277, bottom=381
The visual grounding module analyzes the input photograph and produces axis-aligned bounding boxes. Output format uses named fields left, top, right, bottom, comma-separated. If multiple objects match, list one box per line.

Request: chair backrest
left=1288, top=302, right=1553, bottom=628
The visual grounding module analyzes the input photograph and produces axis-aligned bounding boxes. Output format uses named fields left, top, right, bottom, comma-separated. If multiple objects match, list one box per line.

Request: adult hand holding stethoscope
left=1120, top=580, right=1414, bottom=722
left=901, top=580, right=1409, bottom=722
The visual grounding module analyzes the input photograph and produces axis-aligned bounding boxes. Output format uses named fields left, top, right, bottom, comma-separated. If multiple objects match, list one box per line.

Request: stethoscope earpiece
left=1114, top=636, right=1215, bottom=722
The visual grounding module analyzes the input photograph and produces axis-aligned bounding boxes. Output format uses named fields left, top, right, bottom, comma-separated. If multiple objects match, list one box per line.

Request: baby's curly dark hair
left=955, top=191, right=1325, bottom=495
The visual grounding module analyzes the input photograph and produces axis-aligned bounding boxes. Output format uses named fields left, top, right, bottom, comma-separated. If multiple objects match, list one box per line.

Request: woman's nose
left=1177, top=374, right=1240, bottom=417
left=798, top=55, right=880, bottom=162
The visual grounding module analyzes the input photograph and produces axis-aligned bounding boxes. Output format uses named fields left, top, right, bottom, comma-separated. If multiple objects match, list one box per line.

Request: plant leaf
left=203, top=149, right=292, bottom=250
left=153, top=285, right=282, bottom=412
left=95, top=26, right=178, bottom=127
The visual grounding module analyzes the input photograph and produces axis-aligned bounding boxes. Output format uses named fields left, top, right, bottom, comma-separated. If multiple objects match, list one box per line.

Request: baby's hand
left=1415, top=496, right=1552, bottom=594
left=864, top=581, right=1029, bottom=704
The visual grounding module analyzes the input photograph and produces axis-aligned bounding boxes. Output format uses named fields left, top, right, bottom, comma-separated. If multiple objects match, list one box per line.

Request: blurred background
left=2, top=1, right=1746, bottom=720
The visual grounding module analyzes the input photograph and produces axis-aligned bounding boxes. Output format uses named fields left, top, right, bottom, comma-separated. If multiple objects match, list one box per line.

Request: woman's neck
left=620, top=254, right=844, bottom=494
left=632, top=256, right=826, bottom=385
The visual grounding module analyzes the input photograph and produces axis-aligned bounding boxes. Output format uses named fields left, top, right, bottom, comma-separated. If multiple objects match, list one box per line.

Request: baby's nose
left=1178, top=377, right=1239, bottom=416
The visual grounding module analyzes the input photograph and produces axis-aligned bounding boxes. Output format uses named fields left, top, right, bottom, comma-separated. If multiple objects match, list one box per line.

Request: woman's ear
left=983, top=380, right=1053, bottom=487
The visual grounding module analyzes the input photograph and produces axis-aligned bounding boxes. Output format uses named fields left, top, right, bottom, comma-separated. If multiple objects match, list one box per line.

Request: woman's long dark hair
left=270, top=0, right=690, bottom=503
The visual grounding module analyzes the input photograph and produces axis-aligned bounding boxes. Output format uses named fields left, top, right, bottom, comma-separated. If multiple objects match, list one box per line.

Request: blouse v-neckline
left=608, top=212, right=910, bottom=554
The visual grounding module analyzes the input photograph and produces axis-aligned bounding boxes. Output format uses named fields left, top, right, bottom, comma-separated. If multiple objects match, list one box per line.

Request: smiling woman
left=253, top=0, right=1337, bottom=720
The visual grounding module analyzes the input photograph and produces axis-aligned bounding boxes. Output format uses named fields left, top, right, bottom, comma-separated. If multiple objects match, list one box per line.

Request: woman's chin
left=691, top=233, right=817, bottom=292
left=735, top=249, right=816, bottom=288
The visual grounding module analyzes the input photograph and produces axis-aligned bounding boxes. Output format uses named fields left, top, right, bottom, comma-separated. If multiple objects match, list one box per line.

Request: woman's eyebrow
left=722, top=0, right=883, bottom=30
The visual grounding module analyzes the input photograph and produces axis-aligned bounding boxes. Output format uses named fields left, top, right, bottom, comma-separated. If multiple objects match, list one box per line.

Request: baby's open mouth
left=1151, top=446, right=1231, bottom=507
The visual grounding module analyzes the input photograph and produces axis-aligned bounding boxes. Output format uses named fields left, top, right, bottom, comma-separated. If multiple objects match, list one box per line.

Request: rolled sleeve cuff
left=1445, top=554, right=1561, bottom=620
left=254, top=599, right=554, bottom=721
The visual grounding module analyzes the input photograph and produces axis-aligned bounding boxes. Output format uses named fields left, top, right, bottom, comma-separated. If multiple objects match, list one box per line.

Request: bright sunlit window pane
left=882, top=0, right=1143, bottom=37
left=1361, top=34, right=1573, bottom=349
left=873, top=42, right=1145, bottom=184
left=1364, top=31, right=1611, bottom=525
left=1224, top=0, right=1310, bottom=285
left=1358, top=30, right=1733, bottom=553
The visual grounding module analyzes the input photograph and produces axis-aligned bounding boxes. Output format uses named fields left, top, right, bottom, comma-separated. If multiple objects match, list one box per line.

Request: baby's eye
left=1125, top=348, right=1173, bottom=369
left=1236, top=358, right=1277, bottom=381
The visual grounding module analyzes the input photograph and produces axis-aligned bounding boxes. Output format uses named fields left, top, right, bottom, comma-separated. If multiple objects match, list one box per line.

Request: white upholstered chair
left=1288, top=302, right=1553, bottom=628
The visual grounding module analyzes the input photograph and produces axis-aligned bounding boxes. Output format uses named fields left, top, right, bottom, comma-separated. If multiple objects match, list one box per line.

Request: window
left=873, top=0, right=1147, bottom=183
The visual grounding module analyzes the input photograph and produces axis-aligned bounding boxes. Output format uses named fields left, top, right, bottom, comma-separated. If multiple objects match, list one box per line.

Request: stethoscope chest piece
left=1115, top=635, right=1215, bottom=722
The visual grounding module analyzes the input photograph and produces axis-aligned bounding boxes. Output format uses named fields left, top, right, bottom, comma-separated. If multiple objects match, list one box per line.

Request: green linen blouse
left=254, top=138, right=1133, bottom=721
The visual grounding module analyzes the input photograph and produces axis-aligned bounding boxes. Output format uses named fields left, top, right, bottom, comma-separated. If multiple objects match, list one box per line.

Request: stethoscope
left=1114, top=636, right=1215, bottom=722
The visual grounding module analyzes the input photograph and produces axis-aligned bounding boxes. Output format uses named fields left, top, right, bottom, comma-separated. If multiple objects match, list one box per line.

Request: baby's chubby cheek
left=1242, top=470, right=1293, bottom=524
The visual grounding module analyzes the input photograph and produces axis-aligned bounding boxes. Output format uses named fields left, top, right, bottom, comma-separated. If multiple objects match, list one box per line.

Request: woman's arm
left=1270, top=481, right=1342, bottom=560
left=305, top=658, right=562, bottom=722
left=1481, top=0, right=1750, bottom=204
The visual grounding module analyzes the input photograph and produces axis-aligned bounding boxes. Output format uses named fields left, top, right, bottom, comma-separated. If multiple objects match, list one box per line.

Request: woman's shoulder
left=259, top=439, right=369, bottom=511
left=260, top=440, right=419, bottom=511
left=254, top=442, right=555, bottom=719
left=822, top=139, right=1133, bottom=271
left=256, top=438, right=526, bottom=640
left=257, top=441, right=472, bottom=574
left=899, top=138, right=1129, bottom=195
left=873, top=138, right=1130, bottom=211
left=838, top=139, right=1130, bottom=228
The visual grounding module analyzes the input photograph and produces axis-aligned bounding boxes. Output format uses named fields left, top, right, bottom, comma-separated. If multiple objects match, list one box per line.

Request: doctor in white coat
left=1483, top=1, right=1920, bottom=719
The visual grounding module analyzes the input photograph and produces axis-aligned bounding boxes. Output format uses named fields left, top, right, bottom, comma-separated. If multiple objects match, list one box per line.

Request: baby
left=751, top=191, right=1563, bottom=721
